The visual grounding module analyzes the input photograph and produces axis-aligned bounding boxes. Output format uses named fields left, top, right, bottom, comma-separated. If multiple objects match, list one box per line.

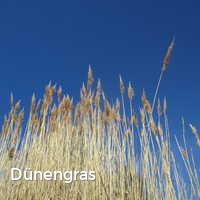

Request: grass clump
left=0, top=39, right=199, bottom=200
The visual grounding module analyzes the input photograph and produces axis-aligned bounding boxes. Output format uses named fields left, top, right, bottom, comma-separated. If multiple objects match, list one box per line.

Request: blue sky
left=0, top=0, right=200, bottom=158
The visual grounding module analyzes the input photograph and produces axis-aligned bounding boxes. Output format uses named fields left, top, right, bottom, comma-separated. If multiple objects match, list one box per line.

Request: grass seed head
left=158, top=121, right=163, bottom=136
left=142, top=90, right=152, bottom=114
left=190, top=124, right=198, bottom=136
left=119, top=75, right=125, bottom=95
left=95, top=79, right=102, bottom=107
left=10, top=93, right=14, bottom=107
left=131, top=113, right=139, bottom=128
left=162, top=36, right=175, bottom=72
left=128, top=82, right=134, bottom=101
left=190, top=124, right=200, bottom=148
left=163, top=98, right=167, bottom=114
left=140, top=109, right=145, bottom=125
left=14, top=100, right=21, bottom=113
left=57, top=86, right=62, bottom=102
left=157, top=99, right=162, bottom=117
left=150, top=117, right=157, bottom=135
left=104, top=100, right=115, bottom=123
left=45, top=85, right=55, bottom=105
left=30, top=93, right=36, bottom=115
left=87, top=65, right=94, bottom=89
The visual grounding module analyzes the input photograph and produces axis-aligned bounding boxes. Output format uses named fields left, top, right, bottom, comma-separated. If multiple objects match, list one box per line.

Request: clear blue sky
left=0, top=1, right=200, bottom=156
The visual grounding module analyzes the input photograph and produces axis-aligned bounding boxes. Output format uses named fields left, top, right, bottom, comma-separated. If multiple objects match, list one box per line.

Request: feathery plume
left=128, top=82, right=134, bottom=101
left=190, top=124, right=200, bottom=148
left=30, top=93, right=36, bottom=115
left=57, top=86, right=62, bottom=102
left=157, top=99, right=162, bottom=117
left=95, top=79, right=102, bottom=107
left=142, top=90, right=152, bottom=114
left=162, top=36, right=175, bottom=72
left=10, top=93, right=14, bottom=107
left=152, top=37, right=175, bottom=112
left=119, top=75, right=125, bottom=95
left=87, top=65, right=94, bottom=89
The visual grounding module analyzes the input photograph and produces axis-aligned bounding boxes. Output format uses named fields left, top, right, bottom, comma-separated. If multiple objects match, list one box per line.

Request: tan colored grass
left=0, top=41, right=199, bottom=199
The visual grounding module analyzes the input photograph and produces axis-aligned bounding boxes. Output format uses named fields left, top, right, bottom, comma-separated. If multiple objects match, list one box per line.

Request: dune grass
left=0, top=40, right=199, bottom=200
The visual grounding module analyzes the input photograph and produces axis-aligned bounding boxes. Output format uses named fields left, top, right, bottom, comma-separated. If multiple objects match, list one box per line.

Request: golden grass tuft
left=0, top=40, right=199, bottom=199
